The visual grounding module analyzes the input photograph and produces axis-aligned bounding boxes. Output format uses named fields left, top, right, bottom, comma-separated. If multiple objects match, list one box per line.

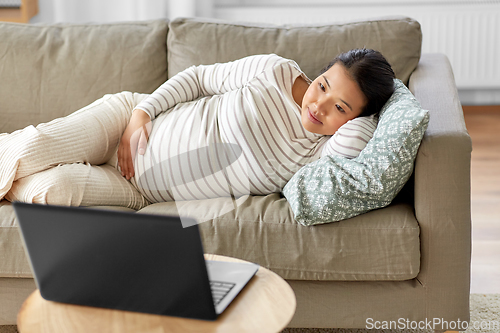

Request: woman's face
left=301, top=63, right=367, bottom=135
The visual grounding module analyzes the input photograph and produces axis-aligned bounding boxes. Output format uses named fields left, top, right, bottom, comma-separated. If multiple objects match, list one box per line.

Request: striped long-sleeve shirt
left=130, top=54, right=375, bottom=203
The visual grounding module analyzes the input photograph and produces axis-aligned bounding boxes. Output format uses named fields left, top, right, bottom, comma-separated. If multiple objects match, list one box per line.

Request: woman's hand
left=117, top=109, right=152, bottom=180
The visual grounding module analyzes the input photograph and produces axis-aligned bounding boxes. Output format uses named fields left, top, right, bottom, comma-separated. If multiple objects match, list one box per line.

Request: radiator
left=215, top=2, right=500, bottom=89
left=416, top=5, right=500, bottom=89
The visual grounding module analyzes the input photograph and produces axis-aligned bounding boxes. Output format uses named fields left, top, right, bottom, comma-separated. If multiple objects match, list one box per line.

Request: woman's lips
left=307, top=108, right=322, bottom=124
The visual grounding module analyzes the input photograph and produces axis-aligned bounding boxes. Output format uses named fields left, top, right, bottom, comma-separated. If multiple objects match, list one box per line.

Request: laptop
left=13, top=202, right=259, bottom=320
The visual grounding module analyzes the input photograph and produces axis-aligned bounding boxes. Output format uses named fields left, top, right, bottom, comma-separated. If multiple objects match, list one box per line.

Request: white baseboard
left=458, top=89, right=500, bottom=106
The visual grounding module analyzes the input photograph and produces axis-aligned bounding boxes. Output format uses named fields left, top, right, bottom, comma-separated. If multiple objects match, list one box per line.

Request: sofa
left=0, top=16, right=471, bottom=330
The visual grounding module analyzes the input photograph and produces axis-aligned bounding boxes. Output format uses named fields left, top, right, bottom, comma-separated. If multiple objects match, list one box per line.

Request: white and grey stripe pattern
left=132, top=54, right=328, bottom=203
left=320, top=115, right=378, bottom=159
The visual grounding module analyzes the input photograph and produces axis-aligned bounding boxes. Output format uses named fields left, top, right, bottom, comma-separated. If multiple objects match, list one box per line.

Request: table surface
left=17, top=254, right=296, bottom=333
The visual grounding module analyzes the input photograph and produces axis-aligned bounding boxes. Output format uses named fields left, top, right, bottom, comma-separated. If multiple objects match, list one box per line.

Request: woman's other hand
left=117, top=109, right=152, bottom=180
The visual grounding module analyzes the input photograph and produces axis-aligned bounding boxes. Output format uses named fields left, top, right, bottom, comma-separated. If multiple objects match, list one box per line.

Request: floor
left=463, top=105, right=500, bottom=294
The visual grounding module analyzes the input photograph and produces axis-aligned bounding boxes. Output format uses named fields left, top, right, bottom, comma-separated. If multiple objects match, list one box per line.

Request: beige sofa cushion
left=167, top=16, right=421, bottom=83
left=0, top=202, right=136, bottom=278
left=138, top=194, right=420, bottom=281
left=0, top=20, right=168, bottom=134
left=1, top=195, right=419, bottom=281
left=0, top=202, right=31, bottom=278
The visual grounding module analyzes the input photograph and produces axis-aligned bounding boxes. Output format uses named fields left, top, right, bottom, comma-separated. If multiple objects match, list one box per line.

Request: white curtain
left=32, top=0, right=213, bottom=23
left=49, top=0, right=169, bottom=23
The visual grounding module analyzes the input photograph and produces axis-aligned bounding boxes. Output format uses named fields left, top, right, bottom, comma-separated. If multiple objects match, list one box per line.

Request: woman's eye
left=336, top=104, right=345, bottom=113
left=319, top=83, right=325, bottom=91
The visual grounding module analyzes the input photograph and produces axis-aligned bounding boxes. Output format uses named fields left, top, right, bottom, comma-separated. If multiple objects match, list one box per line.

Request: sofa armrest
left=409, top=54, right=471, bottom=320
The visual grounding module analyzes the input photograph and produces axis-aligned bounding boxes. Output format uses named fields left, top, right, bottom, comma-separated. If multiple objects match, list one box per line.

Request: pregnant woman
left=0, top=48, right=395, bottom=209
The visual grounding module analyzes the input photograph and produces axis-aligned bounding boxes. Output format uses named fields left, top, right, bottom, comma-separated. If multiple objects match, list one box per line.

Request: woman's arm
left=320, top=115, right=378, bottom=159
left=135, top=54, right=287, bottom=120
left=118, top=54, right=287, bottom=179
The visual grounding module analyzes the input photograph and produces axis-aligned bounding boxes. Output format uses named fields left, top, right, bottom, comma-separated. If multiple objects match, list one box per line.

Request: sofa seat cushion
left=1, top=196, right=420, bottom=281
left=138, top=194, right=420, bottom=281
left=0, top=201, right=136, bottom=278
left=0, top=201, right=31, bottom=278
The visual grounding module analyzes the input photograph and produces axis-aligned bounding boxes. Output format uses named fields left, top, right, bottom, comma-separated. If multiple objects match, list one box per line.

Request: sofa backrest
left=167, top=16, right=422, bottom=83
left=0, top=16, right=422, bottom=135
left=0, top=20, right=168, bottom=134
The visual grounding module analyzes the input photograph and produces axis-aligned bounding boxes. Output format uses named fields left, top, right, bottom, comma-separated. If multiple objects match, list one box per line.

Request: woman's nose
left=316, top=98, right=332, bottom=114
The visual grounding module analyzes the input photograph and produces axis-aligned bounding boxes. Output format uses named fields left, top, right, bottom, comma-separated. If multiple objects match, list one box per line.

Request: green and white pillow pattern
left=282, top=79, right=429, bottom=226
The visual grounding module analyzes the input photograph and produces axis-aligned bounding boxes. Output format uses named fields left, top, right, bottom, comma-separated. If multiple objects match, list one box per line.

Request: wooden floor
left=462, top=105, right=500, bottom=294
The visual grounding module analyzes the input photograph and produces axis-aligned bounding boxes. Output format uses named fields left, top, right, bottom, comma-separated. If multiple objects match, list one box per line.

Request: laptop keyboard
left=210, top=280, right=236, bottom=305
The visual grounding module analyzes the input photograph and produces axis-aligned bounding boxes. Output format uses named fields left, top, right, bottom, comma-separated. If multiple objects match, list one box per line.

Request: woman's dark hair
left=320, top=48, right=395, bottom=117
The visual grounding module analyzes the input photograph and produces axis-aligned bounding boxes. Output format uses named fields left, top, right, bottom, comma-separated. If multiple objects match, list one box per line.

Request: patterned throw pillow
left=282, top=79, right=429, bottom=226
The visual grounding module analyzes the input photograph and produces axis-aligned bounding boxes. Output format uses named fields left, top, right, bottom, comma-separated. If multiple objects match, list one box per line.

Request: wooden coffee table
left=17, top=254, right=296, bottom=333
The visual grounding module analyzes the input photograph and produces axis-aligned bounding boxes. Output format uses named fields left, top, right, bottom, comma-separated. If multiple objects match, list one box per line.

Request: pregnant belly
left=129, top=101, right=320, bottom=203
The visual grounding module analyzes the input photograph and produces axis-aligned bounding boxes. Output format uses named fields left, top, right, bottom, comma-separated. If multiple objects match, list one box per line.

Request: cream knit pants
left=0, top=92, right=150, bottom=210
